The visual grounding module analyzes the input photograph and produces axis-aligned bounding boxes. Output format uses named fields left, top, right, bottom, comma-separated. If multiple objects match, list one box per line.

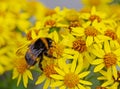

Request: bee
left=17, top=38, right=55, bottom=70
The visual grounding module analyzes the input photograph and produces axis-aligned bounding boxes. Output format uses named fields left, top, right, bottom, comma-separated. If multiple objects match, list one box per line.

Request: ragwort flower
left=91, top=40, right=120, bottom=79
left=97, top=70, right=120, bottom=89
left=12, top=57, right=33, bottom=88
left=50, top=54, right=92, bottom=89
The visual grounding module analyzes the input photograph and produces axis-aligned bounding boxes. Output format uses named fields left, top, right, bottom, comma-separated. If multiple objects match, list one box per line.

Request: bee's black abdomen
left=25, top=52, right=37, bottom=66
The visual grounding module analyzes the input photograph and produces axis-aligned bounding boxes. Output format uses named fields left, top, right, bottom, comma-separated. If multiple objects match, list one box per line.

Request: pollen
left=48, top=43, right=64, bottom=58
left=104, top=52, right=117, bottom=68
left=15, top=58, right=28, bottom=74
left=72, top=39, right=87, bottom=53
left=96, top=86, right=107, bottom=89
left=89, top=15, right=101, bottom=22
left=64, top=72, right=79, bottom=88
left=104, top=29, right=117, bottom=40
left=44, top=20, right=56, bottom=27
left=89, top=0, right=101, bottom=6
left=43, top=64, right=57, bottom=78
left=85, top=26, right=98, bottom=37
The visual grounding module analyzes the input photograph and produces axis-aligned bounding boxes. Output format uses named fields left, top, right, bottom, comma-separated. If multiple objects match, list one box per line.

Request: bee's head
left=46, top=38, right=53, bottom=48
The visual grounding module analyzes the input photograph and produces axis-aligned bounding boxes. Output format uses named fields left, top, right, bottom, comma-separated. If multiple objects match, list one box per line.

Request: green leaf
left=49, top=27, right=60, bottom=33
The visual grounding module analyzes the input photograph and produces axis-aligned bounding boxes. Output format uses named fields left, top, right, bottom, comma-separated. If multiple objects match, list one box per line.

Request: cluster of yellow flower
left=0, top=0, right=47, bottom=75
left=1, top=0, right=120, bottom=89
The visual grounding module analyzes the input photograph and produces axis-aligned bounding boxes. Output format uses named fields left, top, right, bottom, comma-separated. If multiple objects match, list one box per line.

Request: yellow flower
left=12, top=57, right=33, bottom=88
left=71, top=20, right=110, bottom=47
left=35, top=63, right=57, bottom=89
left=0, top=46, right=14, bottom=74
left=24, top=1, right=47, bottom=20
left=61, top=33, right=95, bottom=69
left=91, top=41, right=120, bottom=79
left=81, top=0, right=113, bottom=12
left=50, top=54, right=92, bottom=89
left=97, top=70, right=120, bottom=89
left=80, top=6, right=106, bottom=23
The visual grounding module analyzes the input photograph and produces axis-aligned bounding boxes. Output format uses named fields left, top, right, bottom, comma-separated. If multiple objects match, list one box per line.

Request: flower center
left=72, top=39, right=87, bottom=53
left=96, top=86, right=107, bottom=89
left=15, top=58, right=28, bottom=74
left=48, top=43, right=64, bottom=58
left=69, top=21, right=81, bottom=28
left=89, top=0, right=101, bottom=6
left=64, top=72, right=79, bottom=88
left=89, top=15, right=101, bottom=22
left=43, top=64, right=57, bottom=78
left=85, top=26, right=98, bottom=36
left=44, top=20, right=56, bottom=27
left=104, top=29, right=117, bottom=40
left=104, top=52, right=117, bottom=68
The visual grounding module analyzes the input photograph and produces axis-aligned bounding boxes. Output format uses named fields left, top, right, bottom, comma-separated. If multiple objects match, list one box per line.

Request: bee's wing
left=16, top=41, right=30, bottom=56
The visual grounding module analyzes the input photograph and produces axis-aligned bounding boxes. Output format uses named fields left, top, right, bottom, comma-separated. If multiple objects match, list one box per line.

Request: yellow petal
left=92, top=59, right=104, bottom=65
left=59, top=85, right=66, bottom=89
left=62, top=62, right=69, bottom=74
left=113, top=48, right=120, bottom=56
left=91, top=6, right=96, bottom=15
left=91, top=49, right=103, bottom=58
left=86, top=36, right=93, bottom=47
left=64, top=48, right=76, bottom=55
left=26, top=70, right=33, bottom=80
left=71, top=55, right=77, bottom=72
left=12, top=68, right=19, bottom=79
left=102, top=80, right=113, bottom=87
left=43, top=78, right=50, bottom=89
left=78, top=84, right=86, bottom=89
left=78, top=71, right=90, bottom=78
left=75, top=63, right=83, bottom=74
left=50, top=81, right=64, bottom=87
left=54, top=67, right=65, bottom=76
left=112, top=65, right=117, bottom=80
left=57, top=58, right=65, bottom=69
left=31, top=30, right=37, bottom=39
left=35, top=74, right=46, bottom=85
left=50, top=74, right=64, bottom=80
left=94, top=63, right=105, bottom=72
left=110, top=82, right=119, bottom=89
left=107, top=67, right=112, bottom=80
left=75, top=86, right=79, bottom=89
left=104, top=41, right=111, bottom=53
left=53, top=31, right=59, bottom=43
left=79, top=80, right=92, bottom=85
left=84, top=52, right=93, bottom=64
left=23, top=73, right=28, bottom=88
left=17, top=75, right=21, bottom=86
left=72, top=27, right=84, bottom=36
left=97, top=76, right=107, bottom=80
left=99, top=70, right=107, bottom=76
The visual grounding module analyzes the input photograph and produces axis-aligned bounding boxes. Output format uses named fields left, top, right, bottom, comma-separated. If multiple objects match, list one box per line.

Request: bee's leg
left=39, top=55, right=43, bottom=71
left=44, top=52, right=56, bottom=59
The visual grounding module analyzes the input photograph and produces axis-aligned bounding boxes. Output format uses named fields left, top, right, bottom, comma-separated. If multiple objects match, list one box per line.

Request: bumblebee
left=17, top=38, right=54, bottom=70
